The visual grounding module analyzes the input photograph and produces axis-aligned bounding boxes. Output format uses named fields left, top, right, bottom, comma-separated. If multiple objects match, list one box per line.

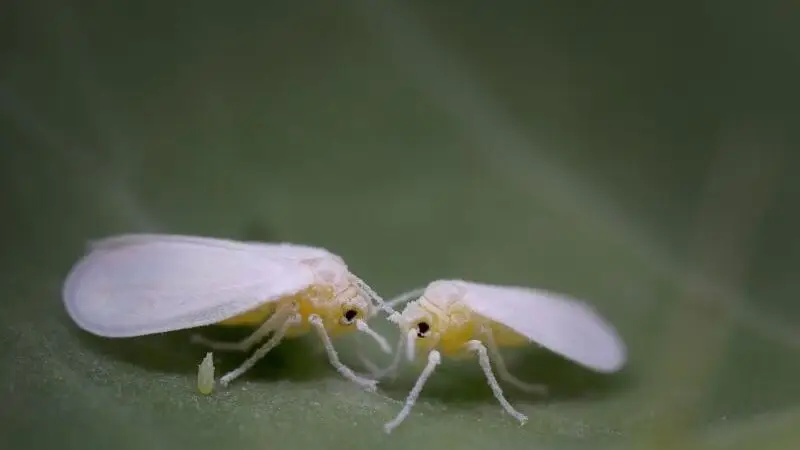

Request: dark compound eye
left=344, top=309, right=358, bottom=322
left=417, top=322, right=430, bottom=337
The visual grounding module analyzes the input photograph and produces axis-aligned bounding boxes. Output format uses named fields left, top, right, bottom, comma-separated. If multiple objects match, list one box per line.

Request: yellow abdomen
left=217, top=301, right=278, bottom=326
left=436, top=319, right=529, bottom=357
left=488, top=321, right=530, bottom=348
left=216, top=285, right=333, bottom=328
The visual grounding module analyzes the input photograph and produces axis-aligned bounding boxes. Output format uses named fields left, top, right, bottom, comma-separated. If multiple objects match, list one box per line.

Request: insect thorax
left=406, top=280, right=528, bottom=355
left=217, top=281, right=360, bottom=332
left=218, top=256, right=368, bottom=336
left=400, top=281, right=475, bottom=355
left=216, top=302, right=278, bottom=327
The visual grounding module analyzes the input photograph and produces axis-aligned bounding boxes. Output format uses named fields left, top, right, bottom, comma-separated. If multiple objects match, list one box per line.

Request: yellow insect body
left=215, top=283, right=362, bottom=339
left=401, top=295, right=530, bottom=358
left=216, top=302, right=278, bottom=326
left=192, top=268, right=390, bottom=391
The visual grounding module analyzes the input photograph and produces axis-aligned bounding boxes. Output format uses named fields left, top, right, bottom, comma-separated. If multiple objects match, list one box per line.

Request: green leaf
left=3, top=1, right=799, bottom=450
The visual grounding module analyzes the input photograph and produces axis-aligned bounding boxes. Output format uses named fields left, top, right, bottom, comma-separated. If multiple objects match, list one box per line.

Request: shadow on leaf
left=376, top=346, right=633, bottom=409
left=68, top=321, right=368, bottom=386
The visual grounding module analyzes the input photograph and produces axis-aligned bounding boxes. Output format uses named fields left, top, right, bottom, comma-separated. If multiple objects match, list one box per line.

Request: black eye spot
left=417, top=322, right=430, bottom=337
left=344, top=309, right=358, bottom=322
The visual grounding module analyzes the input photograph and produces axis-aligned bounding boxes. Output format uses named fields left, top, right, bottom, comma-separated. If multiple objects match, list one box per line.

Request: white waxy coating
left=90, top=234, right=338, bottom=262
left=62, top=234, right=331, bottom=338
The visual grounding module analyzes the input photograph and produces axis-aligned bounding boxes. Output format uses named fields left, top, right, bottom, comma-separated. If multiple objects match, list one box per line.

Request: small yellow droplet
left=197, top=352, right=215, bottom=395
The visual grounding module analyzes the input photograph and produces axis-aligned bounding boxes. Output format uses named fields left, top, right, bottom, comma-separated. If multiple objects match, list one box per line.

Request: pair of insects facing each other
left=62, top=233, right=627, bottom=434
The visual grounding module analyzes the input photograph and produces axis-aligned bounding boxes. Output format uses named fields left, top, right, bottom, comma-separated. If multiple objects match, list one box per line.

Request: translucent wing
left=90, top=233, right=337, bottom=262
left=458, top=281, right=626, bottom=373
left=63, top=237, right=316, bottom=338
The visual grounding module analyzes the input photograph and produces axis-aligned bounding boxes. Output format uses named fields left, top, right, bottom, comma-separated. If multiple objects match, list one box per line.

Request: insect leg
left=355, top=319, right=392, bottom=354
left=482, top=327, right=548, bottom=395
left=191, top=308, right=290, bottom=352
left=358, top=333, right=405, bottom=379
left=406, top=328, right=418, bottom=362
left=308, top=314, right=378, bottom=391
left=465, top=340, right=528, bottom=425
left=217, top=313, right=301, bottom=387
left=355, top=344, right=381, bottom=375
left=386, top=287, right=426, bottom=310
left=383, top=350, right=441, bottom=434
left=353, top=275, right=398, bottom=318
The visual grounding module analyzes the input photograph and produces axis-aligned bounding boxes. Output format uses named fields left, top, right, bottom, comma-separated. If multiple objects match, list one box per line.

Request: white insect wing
left=63, top=238, right=316, bottom=338
left=458, top=281, right=627, bottom=373
left=247, top=242, right=344, bottom=264
left=90, top=233, right=336, bottom=262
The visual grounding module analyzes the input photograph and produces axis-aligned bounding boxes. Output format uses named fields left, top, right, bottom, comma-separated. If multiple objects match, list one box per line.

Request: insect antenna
left=352, top=275, right=401, bottom=321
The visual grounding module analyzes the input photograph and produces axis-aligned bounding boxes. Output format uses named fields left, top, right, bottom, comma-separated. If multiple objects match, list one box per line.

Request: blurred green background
left=2, top=1, right=799, bottom=449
